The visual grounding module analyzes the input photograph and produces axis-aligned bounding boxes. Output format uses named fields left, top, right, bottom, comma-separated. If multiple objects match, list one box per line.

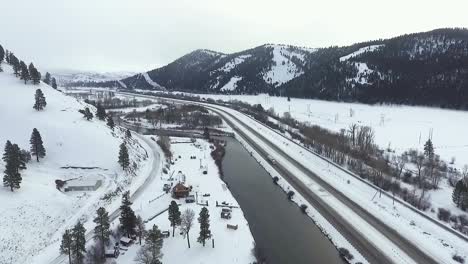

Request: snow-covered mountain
left=0, top=64, right=147, bottom=263
left=120, top=44, right=316, bottom=94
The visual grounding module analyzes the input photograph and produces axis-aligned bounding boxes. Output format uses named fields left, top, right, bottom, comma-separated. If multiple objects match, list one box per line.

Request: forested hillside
left=64, top=28, right=468, bottom=109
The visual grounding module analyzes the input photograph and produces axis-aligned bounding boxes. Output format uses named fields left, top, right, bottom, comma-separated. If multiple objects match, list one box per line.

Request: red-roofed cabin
left=172, top=183, right=190, bottom=198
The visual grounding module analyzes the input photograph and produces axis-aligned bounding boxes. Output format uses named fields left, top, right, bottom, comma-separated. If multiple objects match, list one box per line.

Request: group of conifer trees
left=0, top=43, right=57, bottom=88
left=3, top=128, right=46, bottom=191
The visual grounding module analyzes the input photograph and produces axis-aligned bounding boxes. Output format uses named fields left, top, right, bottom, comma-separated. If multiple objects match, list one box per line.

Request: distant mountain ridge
left=66, top=28, right=468, bottom=109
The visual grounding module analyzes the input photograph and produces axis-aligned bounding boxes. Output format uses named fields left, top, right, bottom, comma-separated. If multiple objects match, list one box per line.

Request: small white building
left=64, top=179, right=102, bottom=192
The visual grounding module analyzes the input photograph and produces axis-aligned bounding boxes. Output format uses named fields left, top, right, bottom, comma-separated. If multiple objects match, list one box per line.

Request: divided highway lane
left=121, top=93, right=440, bottom=264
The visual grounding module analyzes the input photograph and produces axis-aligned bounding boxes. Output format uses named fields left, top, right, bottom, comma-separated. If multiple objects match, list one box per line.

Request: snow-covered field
left=183, top=93, right=468, bottom=169
left=0, top=65, right=150, bottom=264
left=115, top=137, right=255, bottom=264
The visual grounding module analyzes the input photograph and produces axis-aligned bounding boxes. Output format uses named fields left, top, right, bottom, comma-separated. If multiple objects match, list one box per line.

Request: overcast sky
left=1, top=0, right=467, bottom=73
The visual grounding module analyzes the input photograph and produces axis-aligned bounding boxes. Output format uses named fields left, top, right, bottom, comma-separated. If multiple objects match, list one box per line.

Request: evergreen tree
left=29, top=63, right=41, bottom=85
left=168, top=201, right=181, bottom=237
left=145, top=225, right=163, bottom=262
left=93, top=207, right=111, bottom=255
left=44, top=72, right=51, bottom=85
left=60, top=229, right=73, bottom=264
left=125, top=129, right=132, bottom=139
left=51, top=77, right=58, bottom=89
left=119, top=191, right=136, bottom=237
left=197, top=207, right=211, bottom=247
left=33, top=89, right=47, bottom=111
left=106, top=115, right=115, bottom=130
left=95, top=103, right=106, bottom=120
left=20, top=61, right=30, bottom=84
left=78, top=107, right=93, bottom=120
left=10, top=54, right=20, bottom=76
left=12, top=144, right=26, bottom=171
left=30, top=128, right=46, bottom=162
left=424, top=139, right=434, bottom=159
left=5, top=50, right=10, bottom=64
left=118, top=143, right=130, bottom=170
left=0, top=44, right=4, bottom=63
left=452, top=180, right=465, bottom=207
left=3, top=140, right=22, bottom=191
left=72, top=221, right=86, bottom=264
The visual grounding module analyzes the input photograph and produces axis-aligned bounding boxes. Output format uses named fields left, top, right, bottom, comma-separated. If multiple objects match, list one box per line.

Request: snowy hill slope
left=120, top=44, right=316, bottom=93
left=0, top=64, right=148, bottom=263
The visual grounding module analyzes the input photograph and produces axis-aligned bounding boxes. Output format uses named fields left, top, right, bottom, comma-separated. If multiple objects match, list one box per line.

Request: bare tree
left=180, top=209, right=195, bottom=249
left=393, top=153, right=408, bottom=180
left=462, top=165, right=468, bottom=186
left=348, top=124, right=358, bottom=146
left=414, top=153, right=425, bottom=188
left=135, top=215, right=145, bottom=245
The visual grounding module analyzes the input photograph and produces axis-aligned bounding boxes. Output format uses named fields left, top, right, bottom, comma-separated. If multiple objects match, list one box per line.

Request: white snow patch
left=340, top=45, right=384, bottom=62
left=263, top=45, right=312, bottom=86
left=220, top=76, right=242, bottom=91
left=142, top=72, right=164, bottom=89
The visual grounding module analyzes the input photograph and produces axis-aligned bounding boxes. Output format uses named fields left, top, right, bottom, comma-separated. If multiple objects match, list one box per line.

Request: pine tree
left=168, top=201, right=181, bottom=237
left=51, top=77, right=58, bottom=89
left=72, top=221, right=86, bottom=264
left=33, top=89, right=47, bottom=111
left=197, top=207, right=211, bottom=246
left=95, top=103, right=106, bottom=120
left=3, top=140, right=22, bottom=191
left=10, top=54, right=20, bottom=76
left=125, top=129, right=132, bottom=139
left=60, top=229, right=73, bottom=264
left=12, top=144, right=26, bottom=171
left=0, top=44, right=4, bottom=63
left=29, top=63, right=41, bottom=84
left=453, top=180, right=465, bottom=207
left=78, top=107, right=93, bottom=120
left=118, top=143, right=130, bottom=170
left=424, top=139, right=434, bottom=159
left=145, top=225, right=163, bottom=262
left=106, top=115, right=115, bottom=131
left=93, top=207, right=110, bottom=256
left=119, top=191, right=136, bottom=237
left=20, top=61, right=30, bottom=84
left=30, top=128, right=46, bottom=162
left=44, top=72, right=51, bottom=85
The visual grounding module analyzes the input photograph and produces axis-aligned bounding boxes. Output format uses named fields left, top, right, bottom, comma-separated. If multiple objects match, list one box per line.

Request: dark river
left=221, top=137, right=343, bottom=264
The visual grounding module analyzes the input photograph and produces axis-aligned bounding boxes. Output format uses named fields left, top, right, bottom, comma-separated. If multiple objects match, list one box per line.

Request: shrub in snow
left=453, top=254, right=465, bottom=263
left=437, top=208, right=451, bottom=222
left=287, top=190, right=295, bottom=200
left=300, top=204, right=308, bottom=214
left=272, top=176, right=279, bottom=185
left=338, top=247, right=354, bottom=261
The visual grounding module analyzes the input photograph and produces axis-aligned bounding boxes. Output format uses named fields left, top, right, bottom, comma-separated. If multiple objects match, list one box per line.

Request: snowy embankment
left=212, top=104, right=468, bottom=263
left=115, top=137, right=255, bottom=264
left=0, top=65, right=150, bottom=264
left=184, top=93, right=468, bottom=170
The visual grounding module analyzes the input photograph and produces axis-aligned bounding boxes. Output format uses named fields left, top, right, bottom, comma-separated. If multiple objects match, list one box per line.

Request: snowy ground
left=0, top=65, right=150, bottom=264
left=178, top=93, right=468, bottom=170
left=114, top=137, right=255, bottom=264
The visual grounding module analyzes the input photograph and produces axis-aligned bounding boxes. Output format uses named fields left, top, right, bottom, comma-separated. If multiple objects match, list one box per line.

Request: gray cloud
left=1, top=0, right=467, bottom=72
